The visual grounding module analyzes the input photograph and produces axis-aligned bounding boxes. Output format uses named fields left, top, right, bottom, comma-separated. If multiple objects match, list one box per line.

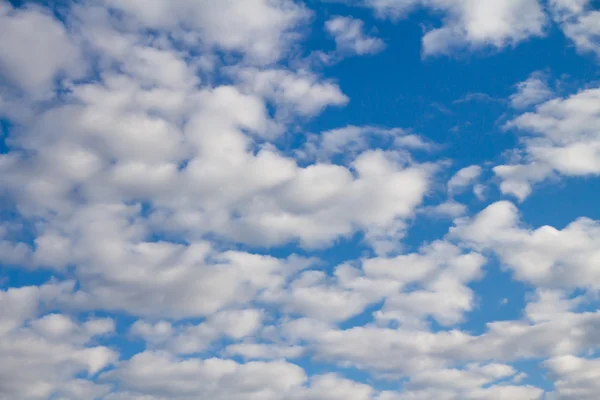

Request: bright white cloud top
left=0, top=0, right=599, bottom=399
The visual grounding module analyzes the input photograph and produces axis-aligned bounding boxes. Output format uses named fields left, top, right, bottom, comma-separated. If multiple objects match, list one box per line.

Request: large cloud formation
left=0, top=0, right=599, bottom=399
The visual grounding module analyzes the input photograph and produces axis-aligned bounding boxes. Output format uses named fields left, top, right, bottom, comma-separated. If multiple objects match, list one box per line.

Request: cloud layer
left=0, top=0, right=599, bottom=399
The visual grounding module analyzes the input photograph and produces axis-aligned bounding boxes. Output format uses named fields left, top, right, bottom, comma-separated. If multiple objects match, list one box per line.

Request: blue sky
left=1, top=0, right=600, bottom=399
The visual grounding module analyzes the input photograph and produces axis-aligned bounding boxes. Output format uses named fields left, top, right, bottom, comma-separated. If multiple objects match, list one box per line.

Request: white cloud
left=510, top=72, right=554, bottom=109
left=472, top=184, right=487, bottom=201
left=301, top=125, right=431, bottom=161
left=495, top=87, right=600, bottom=199
left=422, top=0, right=547, bottom=55
left=225, top=342, right=305, bottom=360
left=292, top=373, right=376, bottom=400
left=269, top=262, right=600, bottom=385
left=425, top=200, right=468, bottom=218
left=131, top=309, right=264, bottom=354
left=10, top=202, right=315, bottom=319
left=361, top=0, right=547, bottom=55
left=230, top=67, right=349, bottom=118
left=2, top=0, right=598, bottom=399
left=277, top=269, right=382, bottom=322
left=0, top=284, right=117, bottom=400
left=263, top=241, right=485, bottom=329
left=380, top=363, right=543, bottom=399
left=157, top=148, right=436, bottom=250
left=57, top=228, right=311, bottom=318
left=0, top=73, right=435, bottom=253
left=0, top=1, right=84, bottom=97
left=550, top=0, right=600, bottom=58
left=545, top=355, right=600, bottom=400
left=103, top=352, right=382, bottom=400
left=280, top=321, right=469, bottom=374
left=448, top=165, right=482, bottom=195
left=280, top=295, right=600, bottom=381
left=367, top=241, right=485, bottom=327
left=452, top=201, right=600, bottom=289
left=101, top=348, right=545, bottom=400
left=102, top=351, right=307, bottom=399
left=102, top=0, right=311, bottom=64
left=325, top=16, right=385, bottom=55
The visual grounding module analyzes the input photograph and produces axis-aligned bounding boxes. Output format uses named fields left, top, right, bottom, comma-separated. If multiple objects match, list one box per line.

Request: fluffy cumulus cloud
left=550, top=0, right=600, bottom=58
left=0, top=0, right=599, bottom=398
left=420, top=0, right=547, bottom=55
left=252, top=240, right=486, bottom=327
left=495, top=87, right=600, bottom=199
left=379, top=364, right=544, bottom=399
left=510, top=71, right=553, bottom=109
left=301, top=125, right=432, bottom=161
left=230, top=67, right=349, bottom=117
left=448, top=165, right=482, bottom=195
left=0, top=1, right=85, bottom=97
left=102, top=0, right=311, bottom=64
left=545, top=355, right=600, bottom=399
left=452, top=201, right=600, bottom=288
left=325, top=16, right=385, bottom=56
left=0, top=283, right=117, bottom=399
left=361, top=0, right=547, bottom=54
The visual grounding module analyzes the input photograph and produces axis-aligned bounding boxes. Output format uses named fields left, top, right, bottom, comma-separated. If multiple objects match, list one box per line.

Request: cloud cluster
left=510, top=71, right=553, bottom=109
left=496, top=87, right=600, bottom=199
left=452, top=201, right=600, bottom=288
left=0, top=283, right=116, bottom=399
left=0, top=0, right=599, bottom=398
left=325, top=16, right=385, bottom=56
left=550, top=0, right=600, bottom=58
left=362, top=0, right=547, bottom=54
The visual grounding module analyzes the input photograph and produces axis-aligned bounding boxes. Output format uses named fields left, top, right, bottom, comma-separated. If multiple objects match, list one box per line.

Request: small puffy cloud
left=425, top=200, right=468, bottom=218
left=448, top=165, right=482, bottom=195
left=510, top=72, right=554, bottom=109
left=362, top=0, right=421, bottom=19
left=325, top=16, right=385, bottom=55
left=230, top=67, right=349, bottom=117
